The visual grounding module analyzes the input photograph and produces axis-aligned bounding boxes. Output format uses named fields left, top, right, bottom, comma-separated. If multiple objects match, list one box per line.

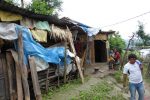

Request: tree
left=27, top=0, right=63, bottom=15
left=5, top=0, right=63, bottom=15
left=108, top=32, right=126, bottom=52
left=135, top=21, right=150, bottom=46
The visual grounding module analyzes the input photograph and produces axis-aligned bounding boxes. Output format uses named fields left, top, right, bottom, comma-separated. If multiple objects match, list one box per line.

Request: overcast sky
left=60, top=0, right=150, bottom=40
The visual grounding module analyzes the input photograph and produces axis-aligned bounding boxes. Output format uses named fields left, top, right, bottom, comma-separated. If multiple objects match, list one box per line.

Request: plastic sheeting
left=79, top=26, right=100, bottom=36
left=0, top=23, right=17, bottom=40
left=15, top=25, right=72, bottom=65
left=32, top=56, right=49, bottom=71
left=0, top=23, right=72, bottom=65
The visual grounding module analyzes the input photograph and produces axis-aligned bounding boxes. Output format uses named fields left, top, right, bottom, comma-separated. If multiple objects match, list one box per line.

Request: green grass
left=71, top=81, right=125, bottom=100
left=113, top=70, right=123, bottom=83
left=42, top=76, right=90, bottom=100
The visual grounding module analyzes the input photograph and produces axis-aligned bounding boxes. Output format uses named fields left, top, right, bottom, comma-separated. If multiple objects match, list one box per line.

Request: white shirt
left=123, top=62, right=143, bottom=83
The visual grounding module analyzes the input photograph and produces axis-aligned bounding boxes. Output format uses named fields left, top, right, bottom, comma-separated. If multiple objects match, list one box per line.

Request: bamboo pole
left=18, top=31, right=30, bottom=100
left=66, top=27, right=84, bottom=83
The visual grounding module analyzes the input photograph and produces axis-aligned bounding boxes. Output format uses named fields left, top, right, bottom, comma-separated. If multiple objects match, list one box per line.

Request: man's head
left=128, top=54, right=137, bottom=64
left=113, top=48, right=117, bottom=52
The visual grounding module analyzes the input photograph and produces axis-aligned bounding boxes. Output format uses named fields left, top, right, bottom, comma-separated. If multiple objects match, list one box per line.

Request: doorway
left=94, top=40, right=107, bottom=62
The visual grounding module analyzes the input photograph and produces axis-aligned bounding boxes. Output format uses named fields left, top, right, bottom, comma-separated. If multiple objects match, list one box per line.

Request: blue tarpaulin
left=15, top=25, right=71, bottom=65
left=79, top=26, right=100, bottom=36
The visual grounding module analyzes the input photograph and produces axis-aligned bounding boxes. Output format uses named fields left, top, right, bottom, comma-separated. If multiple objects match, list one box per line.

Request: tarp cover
left=79, top=26, right=100, bottom=36
left=0, top=23, right=71, bottom=65
left=15, top=25, right=71, bottom=65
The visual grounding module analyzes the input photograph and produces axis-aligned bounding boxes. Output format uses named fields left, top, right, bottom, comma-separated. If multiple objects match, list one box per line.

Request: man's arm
left=123, top=74, right=127, bottom=87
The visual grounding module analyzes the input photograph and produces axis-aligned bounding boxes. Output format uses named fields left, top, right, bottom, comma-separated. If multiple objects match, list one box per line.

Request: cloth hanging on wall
left=20, top=17, right=35, bottom=29
left=35, top=21, right=51, bottom=31
left=0, top=10, right=22, bottom=21
left=31, top=29, right=47, bottom=42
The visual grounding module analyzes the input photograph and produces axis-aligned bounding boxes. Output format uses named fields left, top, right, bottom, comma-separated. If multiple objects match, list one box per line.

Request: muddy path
left=48, top=63, right=150, bottom=100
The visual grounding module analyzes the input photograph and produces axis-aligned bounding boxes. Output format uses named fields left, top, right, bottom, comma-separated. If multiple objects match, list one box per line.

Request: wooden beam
left=63, top=41, right=67, bottom=83
left=80, top=49, right=86, bottom=68
left=28, top=56, right=42, bottom=100
left=11, top=50, right=23, bottom=100
left=18, top=31, right=30, bottom=100
left=66, top=27, right=84, bottom=83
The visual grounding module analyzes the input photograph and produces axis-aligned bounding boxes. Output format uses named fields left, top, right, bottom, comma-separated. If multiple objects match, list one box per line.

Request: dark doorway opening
left=94, top=40, right=107, bottom=62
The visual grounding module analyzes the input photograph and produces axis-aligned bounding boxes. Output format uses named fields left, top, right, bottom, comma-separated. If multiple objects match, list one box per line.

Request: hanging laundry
left=31, top=29, right=47, bottom=42
left=0, top=23, right=17, bottom=40
left=0, top=10, right=22, bottom=21
left=20, top=17, right=35, bottom=29
left=35, top=21, right=51, bottom=31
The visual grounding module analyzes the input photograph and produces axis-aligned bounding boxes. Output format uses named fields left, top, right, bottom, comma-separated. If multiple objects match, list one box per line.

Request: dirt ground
left=50, top=63, right=150, bottom=100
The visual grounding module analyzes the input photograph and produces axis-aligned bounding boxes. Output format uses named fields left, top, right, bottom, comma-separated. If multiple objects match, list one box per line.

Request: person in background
left=108, top=50, right=115, bottom=70
left=113, top=48, right=121, bottom=69
left=123, top=54, right=144, bottom=100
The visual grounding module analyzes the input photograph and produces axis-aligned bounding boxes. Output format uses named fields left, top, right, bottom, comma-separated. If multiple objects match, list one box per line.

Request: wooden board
left=0, top=54, right=9, bottom=100
left=18, top=32, right=30, bottom=100
left=6, top=52, right=16, bottom=100
left=28, top=56, right=42, bottom=100
left=11, top=50, right=23, bottom=100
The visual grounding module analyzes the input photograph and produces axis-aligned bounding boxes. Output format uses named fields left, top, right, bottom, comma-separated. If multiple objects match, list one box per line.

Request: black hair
left=128, top=54, right=137, bottom=60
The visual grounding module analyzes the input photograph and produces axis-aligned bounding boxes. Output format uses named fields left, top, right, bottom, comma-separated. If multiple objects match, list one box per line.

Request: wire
left=101, top=10, right=150, bottom=28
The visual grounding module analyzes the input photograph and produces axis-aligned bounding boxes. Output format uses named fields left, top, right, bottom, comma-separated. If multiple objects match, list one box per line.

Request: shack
left=61, top=17, right=115, bottom=66
left=0, top=1, right=83, bottom=100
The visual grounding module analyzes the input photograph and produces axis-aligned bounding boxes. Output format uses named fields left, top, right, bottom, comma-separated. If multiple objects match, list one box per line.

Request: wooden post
left=10, top=50, right=23, bottom=100
left=18, top=31, right=30, bottom=100
left=121, top=34, right=135, bottom=70
left=57, top=65, right=60, bottom=87
left=28, top=56, right=42, bottom=100
left=66, top=27, right=84, bottom=83
left=63, top=41, right=67, bottom=83
left=6, top=52, right=16, bottom=100
left=80, top=49, right=86, bottom=68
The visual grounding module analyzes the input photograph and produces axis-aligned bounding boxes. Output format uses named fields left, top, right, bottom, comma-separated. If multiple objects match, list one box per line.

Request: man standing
left=123, top=54, right=144, bottom=100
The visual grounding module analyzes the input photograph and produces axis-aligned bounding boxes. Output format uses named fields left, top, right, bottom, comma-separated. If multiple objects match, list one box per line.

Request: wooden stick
left=66, top=27, right=84, bottom=83
left=18, top=31, right=30, bottom=100
left=63, top=41, right=67, bottom=83
left=121, top=34, right=135, bottom=69
left=11, top=50, right=23, bottom=100
left=80, top=49, right=86, bottom=68
left=28, top=56, right=42, bottom=100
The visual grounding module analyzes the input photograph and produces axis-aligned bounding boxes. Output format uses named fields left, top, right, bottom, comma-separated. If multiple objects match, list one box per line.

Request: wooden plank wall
left=0, top=54, right=10, bottom=100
